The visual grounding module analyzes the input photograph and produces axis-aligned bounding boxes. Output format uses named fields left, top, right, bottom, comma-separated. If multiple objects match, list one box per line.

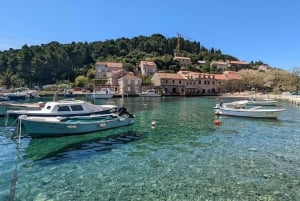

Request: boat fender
left=18, top=115, right=28, bottom=119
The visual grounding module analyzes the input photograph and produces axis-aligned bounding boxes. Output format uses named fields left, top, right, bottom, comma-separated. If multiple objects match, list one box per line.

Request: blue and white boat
left=6, top=99, right=128, bottom=119
left=16, top=113, right=134, bottom=137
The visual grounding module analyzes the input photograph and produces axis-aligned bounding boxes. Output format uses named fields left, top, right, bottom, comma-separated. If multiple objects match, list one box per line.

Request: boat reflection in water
left=23, top=131, right=146, bottom=163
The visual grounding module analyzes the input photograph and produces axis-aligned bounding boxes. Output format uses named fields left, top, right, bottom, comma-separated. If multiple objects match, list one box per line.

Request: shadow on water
left=24, top=131, right=146, bottom=165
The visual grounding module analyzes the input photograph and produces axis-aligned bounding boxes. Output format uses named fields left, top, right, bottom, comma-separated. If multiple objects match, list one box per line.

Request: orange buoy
left=214, top=119, right=222, bottom=126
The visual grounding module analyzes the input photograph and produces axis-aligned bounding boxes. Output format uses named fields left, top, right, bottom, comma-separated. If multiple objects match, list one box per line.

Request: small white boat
left=0, top=94, right=10, bottom=101
left=17, top=113, right=134, bottom=137
left=215, top=105, right=285, bottom=119
left=5, top=92, right=30, bottom=101
left=214, top=100, right=248, bottom=110
left=139, top=89, right=161, bottom=97
left=247, top=98, right=279, bottom=106
left=6, top=99, right=127, bottom=119
left=91, top=88, right=114, bottom=99
left=4, top=90, right=40, bottom=101
left=0, top=102, right=44, bottom=116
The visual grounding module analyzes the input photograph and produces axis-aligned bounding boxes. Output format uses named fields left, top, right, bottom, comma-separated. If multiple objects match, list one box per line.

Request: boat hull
left=19, top=115, right=134, bottom=137
left=139, top=94, right=161, bottom=97
left=92, top=94, right=114, bottom=99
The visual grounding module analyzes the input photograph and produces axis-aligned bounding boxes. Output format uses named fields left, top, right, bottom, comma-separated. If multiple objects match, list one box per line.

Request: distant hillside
left=0, top=34, right=243, bottom=88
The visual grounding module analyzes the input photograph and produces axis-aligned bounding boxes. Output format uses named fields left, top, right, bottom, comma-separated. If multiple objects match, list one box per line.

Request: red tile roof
left=95, top=62, right=123, bottom=68
left=154, top=72, right=184, bottom=79
left=230, top=60, right=248, bottom=65
left=119, top=72, right=141, bottom=80
left=214, top=74, right=227, bottom=80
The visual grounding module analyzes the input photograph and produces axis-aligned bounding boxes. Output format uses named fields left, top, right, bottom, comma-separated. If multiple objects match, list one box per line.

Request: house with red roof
left=94, top=61, right=141, bottom=95
left=229, top=60, right=249, bottom=71
left=215, top=71, right=242, bottom=93
left=151, top=70, right=221, bottom=95
left=118, top=72, right=142, bottom=95
left=139, top=61, right=157, bottom=76
left=95, top=62, right=123, bottom=79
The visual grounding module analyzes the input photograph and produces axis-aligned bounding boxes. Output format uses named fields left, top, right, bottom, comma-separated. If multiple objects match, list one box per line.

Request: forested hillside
left=0, top=34, right=239, bottom=88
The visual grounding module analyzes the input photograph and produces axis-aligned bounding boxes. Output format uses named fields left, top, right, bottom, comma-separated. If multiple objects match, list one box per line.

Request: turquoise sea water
left=0, top=97, right=299, bottom=201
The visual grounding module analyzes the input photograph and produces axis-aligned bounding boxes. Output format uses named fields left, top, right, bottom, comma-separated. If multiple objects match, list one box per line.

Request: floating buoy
left=151, top=121, right=156, bottom=126
left=214, top=119, right=222, bottom=126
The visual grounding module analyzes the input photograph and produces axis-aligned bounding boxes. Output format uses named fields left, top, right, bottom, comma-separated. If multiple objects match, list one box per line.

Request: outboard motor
left=117, top=106, right=135, bottom=118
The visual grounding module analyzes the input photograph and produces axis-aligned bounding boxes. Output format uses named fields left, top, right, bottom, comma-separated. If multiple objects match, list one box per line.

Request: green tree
left=75, top=75, right=88, bottom=87
left=0, top=68, right=13, bottom=88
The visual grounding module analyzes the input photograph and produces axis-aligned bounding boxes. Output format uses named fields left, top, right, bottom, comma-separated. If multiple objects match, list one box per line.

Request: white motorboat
left=247, top=98, right=279, bottom=106
left=4, top=90, right=40, bottom=101
left=214, top=100, right=248, bottom=110
left=6, top=99, right=129, bottom=119
left=0, top=94, right=10, bottom=101
left=215, top=105, right=285, bottom=118
left=16, top=113, right=134, bottom=138
left=91, top=88, right=115, bottom=99
left=0, top=101, right=44, bottom=116
left=139, top=89, right=161, bottom=97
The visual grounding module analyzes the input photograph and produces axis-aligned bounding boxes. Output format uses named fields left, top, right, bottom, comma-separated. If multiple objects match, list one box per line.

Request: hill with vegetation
left=0, top=33, right=298, bottom=94
left=0, top=34, right=246, bottom=88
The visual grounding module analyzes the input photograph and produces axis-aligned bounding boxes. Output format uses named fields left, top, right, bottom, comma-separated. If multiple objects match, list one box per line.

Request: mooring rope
left=7, top=117, right=23, bottom=201
left=8, top=166, right=18, bottom=201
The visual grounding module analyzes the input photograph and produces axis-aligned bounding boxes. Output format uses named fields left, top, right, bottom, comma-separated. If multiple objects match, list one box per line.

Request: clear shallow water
left=0, top=97, right=299, bottom=201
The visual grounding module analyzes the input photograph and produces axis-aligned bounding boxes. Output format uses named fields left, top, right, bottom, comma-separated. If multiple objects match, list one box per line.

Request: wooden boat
left=139, top=89, right=161, bottom=97
left=0, top=101, right=44, bottom=116
left=16, top=113, right=134, bottom=137
left=6, top=99, right=127, bottom=119
left=215, top=105, right=285, bottom=118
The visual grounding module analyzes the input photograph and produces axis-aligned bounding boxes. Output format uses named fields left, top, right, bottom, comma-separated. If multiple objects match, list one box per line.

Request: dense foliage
left=0, top=34, right=238, bottom=88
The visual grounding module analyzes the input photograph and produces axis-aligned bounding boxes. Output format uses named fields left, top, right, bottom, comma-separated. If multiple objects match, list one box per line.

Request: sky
left=1, top=0, right=300, bottom=70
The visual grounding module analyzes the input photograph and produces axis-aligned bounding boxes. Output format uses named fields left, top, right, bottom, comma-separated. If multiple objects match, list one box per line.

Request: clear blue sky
left=1, top=0, right=300, bottom=70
